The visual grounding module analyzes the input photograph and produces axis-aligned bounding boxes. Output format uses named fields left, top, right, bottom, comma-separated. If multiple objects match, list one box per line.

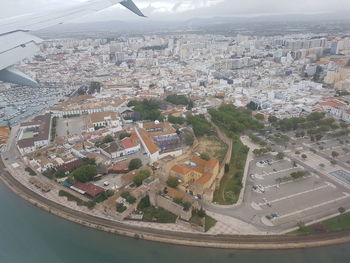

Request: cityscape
left=1, top=0, right=350, bottom=262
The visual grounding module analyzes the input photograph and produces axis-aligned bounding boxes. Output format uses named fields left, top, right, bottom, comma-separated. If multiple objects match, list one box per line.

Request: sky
left=0, top=0, right=350, bottom=21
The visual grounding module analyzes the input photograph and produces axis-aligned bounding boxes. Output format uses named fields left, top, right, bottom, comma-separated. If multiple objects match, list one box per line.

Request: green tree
left=246, top=101, right=259, bottom=111
left=54, top=170, right=66, bottom=178
left=133, top=170, right=151, bottom=186
left=268, top=115, right=278, bottom=123
left=186, top=115, right=212, bottom=137
left=301, top=154, right=307, bottom=160
left=185, top=134, right=194, bottom=146
left=119, top=132, right=131, bottom=140
left=276, top=152, right=285, bottom=160
left=71, top=165, right=97, bottom=183
left=137, top=196, right=151, bottom=210
left=129, top=158, right=142, bottom=171
left=166, top=94, right=189, bottom=106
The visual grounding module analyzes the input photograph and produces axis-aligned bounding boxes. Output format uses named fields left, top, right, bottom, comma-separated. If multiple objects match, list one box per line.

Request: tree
left=246, top=101, right=259, bottom=111
left=301, top=154, right=307, bottom=160
left=121, top=191, right=136, bottom=204
left=224, top=164, right=230, bottom=173
left=186, top=115, right=212, bottom=137
left=185, top=134, right=194, bottom=146
left=200, top=153, right=210, bottom=161
left=338, top=207, right=346, bottom=214
left=276, top=152, right=285, bottom=160
left=71, top=165, right=97, bottom=183
left=129, top=159, right=142, bottom=171
left=166, top=177, right=180, bottom=188
left=119, top=132, right=131, bottom=140
left=183, top=202, right=191, bottom=211
left=340, top=122, right=349, bottom=129
left=133, top=170, right=151, bottom=186
left=330, top=159, right=337, bottom=165
left=319, top=163, right=325, bottom=168
left=331, top=151, right=339, bottom=158
left=166, top=94, right=189, bottom=106
left=168, top=115, right=185, bottom=125
left=268, top=115, right=278, bottom=123
left=137, top=196, right=151, bottom=210
left=116, top=203, right=127, bottom=213
left=54, top=170, right=66, bottom=178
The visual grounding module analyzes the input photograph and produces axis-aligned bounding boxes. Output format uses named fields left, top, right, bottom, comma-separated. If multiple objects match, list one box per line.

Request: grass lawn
left=213, top=139, right=249, bottom=205
left=205, top=215, right=217, bottom=232
left=293, top=212, right=350, bottom=235
left=141, top=206, right=177, bottom=223
left=58, top=190, right=95, bottom=209
left=189, top=215, right=217, bottom=232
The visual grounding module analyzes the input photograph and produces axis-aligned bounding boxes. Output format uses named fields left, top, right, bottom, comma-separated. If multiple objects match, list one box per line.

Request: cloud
left=0, top=0, right=350, bottom=20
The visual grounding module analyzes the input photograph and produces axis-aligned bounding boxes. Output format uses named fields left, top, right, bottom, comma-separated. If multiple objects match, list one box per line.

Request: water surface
left=0, top=183, right=348, bottom=263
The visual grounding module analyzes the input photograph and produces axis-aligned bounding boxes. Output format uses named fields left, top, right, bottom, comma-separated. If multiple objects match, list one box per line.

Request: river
left=0, top=182, right=349, bottom=263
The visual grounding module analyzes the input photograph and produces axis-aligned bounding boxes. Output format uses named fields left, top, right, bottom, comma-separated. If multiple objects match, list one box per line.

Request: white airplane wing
left=0, top=0, right=145, bottom=87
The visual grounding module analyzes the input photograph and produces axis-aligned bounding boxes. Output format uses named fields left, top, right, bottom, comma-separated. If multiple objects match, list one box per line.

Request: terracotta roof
left=207, top=159, right=219, bottom=169
left=171, top=164, right=192, bottom=175
left=122, top=137, right=135, bottom=149
left=137, top=128, right=159, bottom=154
left=319, top=101, right=347, bottom=108
left=196, top=173, right=214, bottom=185
left=72, top=182, right=104, bottom=198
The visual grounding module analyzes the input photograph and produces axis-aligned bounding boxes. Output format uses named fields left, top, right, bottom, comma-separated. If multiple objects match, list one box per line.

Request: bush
left=116, top=203, right=127, bottom=213
left=119, top=132, right=131, bottom=140
left=25, top=167, right=36, bottom=176
left=290, top=171, right=309, bottom=180
left=339, top=207, right=346, bottom=214
left=185, top=134, right=194, bottom=146
left=200, top=153, right=210, bottom=161
left=129, top=158, right=142, bottom=171
left=121, top=191, right=136, bottom=204
left=137, top=196, right=151, bottom=210
left=276, top=152, right=285, bottom=160
left=166, top=177, right=180, bottom=188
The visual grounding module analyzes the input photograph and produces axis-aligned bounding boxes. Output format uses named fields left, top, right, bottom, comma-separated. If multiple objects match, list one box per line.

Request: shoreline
left=2, top=163, right=350, bottom=250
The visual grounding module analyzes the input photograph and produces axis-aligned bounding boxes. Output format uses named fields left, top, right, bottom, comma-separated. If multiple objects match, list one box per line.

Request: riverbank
left=2, top=157, right=350, bottom=250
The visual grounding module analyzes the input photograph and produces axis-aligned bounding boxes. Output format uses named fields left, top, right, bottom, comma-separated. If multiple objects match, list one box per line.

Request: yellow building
left=169, top=156, right=219, bottom=197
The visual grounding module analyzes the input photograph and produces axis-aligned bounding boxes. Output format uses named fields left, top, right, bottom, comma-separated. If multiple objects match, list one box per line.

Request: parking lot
left=306, top=136, right=350, bottom=165
left=247, top=154, right=350, bottom=229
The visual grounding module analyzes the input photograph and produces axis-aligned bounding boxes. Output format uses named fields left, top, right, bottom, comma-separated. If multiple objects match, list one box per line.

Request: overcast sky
left=0, top=0, right=349, bottom=21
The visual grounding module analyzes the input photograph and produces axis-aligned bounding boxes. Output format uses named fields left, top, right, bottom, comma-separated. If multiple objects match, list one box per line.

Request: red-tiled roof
left=122, top=137, right=135, bottom=149
left=171, top=164, right=192, bottom=175
left=72, top=182, right=104, bottom=198
left=319, top=101, right=347, bottom=108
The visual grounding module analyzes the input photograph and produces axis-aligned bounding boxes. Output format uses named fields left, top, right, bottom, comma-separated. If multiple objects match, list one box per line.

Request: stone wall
left=151, top=194, right=192, bottom=221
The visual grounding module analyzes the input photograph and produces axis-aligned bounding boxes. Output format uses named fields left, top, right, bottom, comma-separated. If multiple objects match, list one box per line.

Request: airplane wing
left=0, top=0, right=145, bottom=87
